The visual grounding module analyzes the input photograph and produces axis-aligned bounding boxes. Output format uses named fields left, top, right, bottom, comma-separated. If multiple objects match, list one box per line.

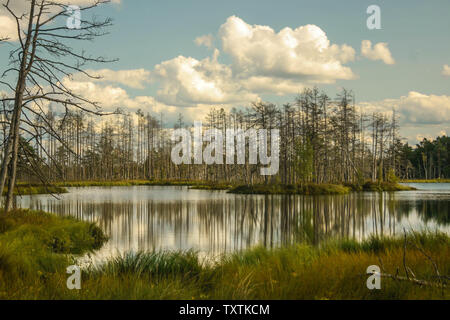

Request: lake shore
left=4, top=184, right=68, bottom=196
left=14, top=179, right=416, bottom=195
left=0, top=209, right=447, bottom=300
left=400, top=179, right=450, bottom=183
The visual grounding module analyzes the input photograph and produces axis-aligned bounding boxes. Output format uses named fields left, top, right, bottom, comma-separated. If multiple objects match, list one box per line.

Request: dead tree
left=0, top=0, right=116, bottom=212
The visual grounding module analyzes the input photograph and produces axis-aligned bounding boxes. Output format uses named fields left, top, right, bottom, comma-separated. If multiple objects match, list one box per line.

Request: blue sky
left=97, top=0, right=450, bottom=98
left=1, top=0, right=450, bottom=143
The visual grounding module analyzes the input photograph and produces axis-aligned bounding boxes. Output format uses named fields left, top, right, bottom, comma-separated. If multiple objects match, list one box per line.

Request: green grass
left=4, top=184, right=68, bottom=195
left=400, top=179, right=450, bottom=183
left=0, top=209, right=447, bottom=299
left=0, top=209, right=107, bottom=299
left=20, top=179, right=416, bottom=195
left=54, top=179, right=231, bottom=190
left=351, top=181, right=417, bottom=192
left=229, top=183, right=351, bottom=195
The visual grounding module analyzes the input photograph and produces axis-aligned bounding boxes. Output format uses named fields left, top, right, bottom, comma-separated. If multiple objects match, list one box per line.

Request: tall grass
left=0, top=209, right=107, bottom=299
left=94, top=251, right=204, bottom=278
left=0, top=209, right=448, bottom=299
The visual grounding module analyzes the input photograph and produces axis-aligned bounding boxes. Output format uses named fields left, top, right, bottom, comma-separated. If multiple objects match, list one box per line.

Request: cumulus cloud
left=361, top=40, right=395, bottom=65
left=219, top=16, right=355, bottom=81
left=61, top=77, right=173, bottom=113
left=71, top=69, right=151, bottom=89
left=359, top=91, right=450, bottom=143
left=152, top=49, right=258, bottom=107
left=2, top=13, right=359, bottom=113
left=360, top=91, right=450, bottom=125
left=149, top=16, right=358, bottom=107
left=397, top=92, right=450, bottom=124
left=442, top=64, right=450, bottom=76
left=195, top=34, right=214, bottom=49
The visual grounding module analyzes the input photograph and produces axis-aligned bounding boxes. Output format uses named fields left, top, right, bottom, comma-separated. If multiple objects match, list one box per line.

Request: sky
left=1, top=0, right=450, bottom=144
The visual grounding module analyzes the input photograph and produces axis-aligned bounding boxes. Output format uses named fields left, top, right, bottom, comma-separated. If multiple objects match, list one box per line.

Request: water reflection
left=17, top=185, right=450, bottom=260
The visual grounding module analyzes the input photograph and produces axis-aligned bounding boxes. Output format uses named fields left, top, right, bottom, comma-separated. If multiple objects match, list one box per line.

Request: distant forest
left=7, top=88, right=450, bottom=184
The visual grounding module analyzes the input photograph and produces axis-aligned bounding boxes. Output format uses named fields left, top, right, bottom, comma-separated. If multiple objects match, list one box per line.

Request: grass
left=14, top=179, right=415, bottom=195
left=4, top=183, right=67, bottom=195
left=0, top=209, right=448, bottom=299
left=348, top=181, right=417, bottom=192
left=54, top=179, right=232, bottom=190
left=400, top=179, right=450, bottom=183
left=0, top=209, right=107, bottom=299
left=229, top=183, right=351, bottom=195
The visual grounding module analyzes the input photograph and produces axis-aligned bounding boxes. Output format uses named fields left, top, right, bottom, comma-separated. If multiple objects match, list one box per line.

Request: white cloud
left=361, top=40, right=395, bottom=65
left=219, top=16, right=355, bottom=82
left=359, top=92, right=450, bottom=143
left=360, top=91, right=450, bottom=125
left=442, top=64, right=450, bottom=76
left=0, top=15, right=18, bottom=41
left=71, top=69, right=151, bottom=89
left=149, top=16, right=358, bottom=107
left=152, top=49, right=259, bottom=107
left=241, top=76, right=305, bottom=95
left=195, top=34, right=214, bottom=49
left=397, top=92, right=450, bottom=124
left=61, top=77, right=175, bottom=114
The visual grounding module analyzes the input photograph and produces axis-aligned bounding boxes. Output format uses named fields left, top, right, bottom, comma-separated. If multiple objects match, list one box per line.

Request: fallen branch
left=375, top=272, right=447, bottom=288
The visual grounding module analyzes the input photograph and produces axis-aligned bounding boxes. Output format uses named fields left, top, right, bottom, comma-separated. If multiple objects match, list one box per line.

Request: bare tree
left=0, top=0, right=116, bottom=212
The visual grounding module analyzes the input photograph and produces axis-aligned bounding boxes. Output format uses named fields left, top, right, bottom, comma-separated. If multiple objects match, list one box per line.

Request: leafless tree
left=0, top=0, right=116, bottom=212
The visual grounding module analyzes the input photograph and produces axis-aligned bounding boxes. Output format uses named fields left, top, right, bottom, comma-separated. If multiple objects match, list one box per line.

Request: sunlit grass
left=0, top=209, right=447, bottom=300
left=400, top=179, right=450, bottom=183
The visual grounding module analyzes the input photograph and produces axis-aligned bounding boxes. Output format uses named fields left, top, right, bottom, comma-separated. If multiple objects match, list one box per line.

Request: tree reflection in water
left=18, top=186, right=450, bottom=260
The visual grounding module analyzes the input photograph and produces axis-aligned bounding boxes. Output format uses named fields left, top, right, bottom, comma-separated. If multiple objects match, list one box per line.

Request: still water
left=17, top=183, right=450, bottom=261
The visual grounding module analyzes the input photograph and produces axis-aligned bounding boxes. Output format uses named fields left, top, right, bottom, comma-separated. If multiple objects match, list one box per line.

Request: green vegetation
left=400, top=135, right=450, bottom=180
left=229, top=183, right=351, bottom=195
left=54, top=180, right=232, bottom=190
left=44, top=179, right=414, bottom=195
left=0, top=209, right=107, bottom=299
left=4, top=183, right=68, bottom=196
left=229, top=181, right=415, bottom=195
left=348, top=181, right=416, bottom=192
left=0, top=209, right=447, bottom=300
left=400, top=179, right=450, bottom=183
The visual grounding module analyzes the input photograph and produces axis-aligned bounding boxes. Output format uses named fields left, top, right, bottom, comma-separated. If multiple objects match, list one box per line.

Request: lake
left=17, top=183, right=450, bottom=262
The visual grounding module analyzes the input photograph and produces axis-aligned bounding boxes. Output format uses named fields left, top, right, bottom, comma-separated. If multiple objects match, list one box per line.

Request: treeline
left=6, top=88, right=449, bottom=185
left=399, top=136, right=450, bottom=179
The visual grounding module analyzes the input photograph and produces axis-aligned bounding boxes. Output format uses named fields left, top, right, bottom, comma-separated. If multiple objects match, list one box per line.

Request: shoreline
left=400, top=179, right=450, bottom=183
left=14, top=179, right=417, bottom=195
